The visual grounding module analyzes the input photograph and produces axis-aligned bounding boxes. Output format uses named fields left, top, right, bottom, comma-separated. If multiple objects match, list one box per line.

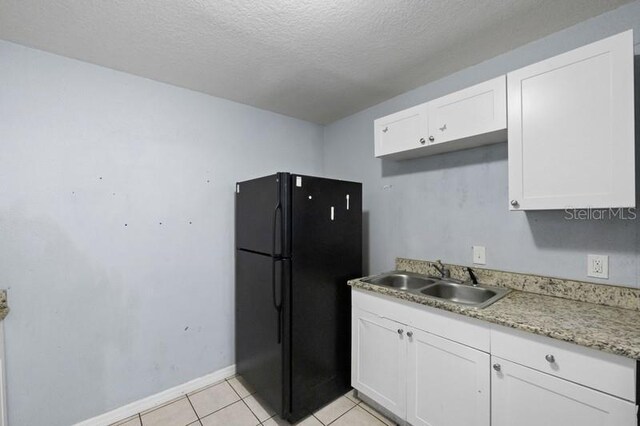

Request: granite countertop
left=0, top=290, right=8, bottom=321
left=349, top=277, right=640, bottom=360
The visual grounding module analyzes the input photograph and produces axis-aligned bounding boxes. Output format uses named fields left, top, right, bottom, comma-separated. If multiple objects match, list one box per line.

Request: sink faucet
left=433, top=260, right=451, bottom=278
left=467, top=267, right=479, bottom=287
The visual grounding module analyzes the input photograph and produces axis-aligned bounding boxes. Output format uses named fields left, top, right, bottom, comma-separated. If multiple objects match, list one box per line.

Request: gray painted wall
left=0, top=41, right=323, bottom=425
left=323, top=1, right=640, bottom=287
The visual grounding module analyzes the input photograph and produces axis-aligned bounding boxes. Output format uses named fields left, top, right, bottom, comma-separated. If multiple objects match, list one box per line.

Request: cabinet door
left=374, top=103, right=428, bottom=158
left=406, top=328, right=490, bottom=426
left=508, top=30, right=635, bottom=210
left=427, top=76, right=506, bottom=146
left=351, top=307, right=406, bottom=418
left=492, top=357, right=637, bottom=426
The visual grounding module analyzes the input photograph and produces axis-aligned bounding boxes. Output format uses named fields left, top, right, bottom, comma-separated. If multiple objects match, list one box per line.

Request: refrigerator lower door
left=235, top=249, right=284, bottom=414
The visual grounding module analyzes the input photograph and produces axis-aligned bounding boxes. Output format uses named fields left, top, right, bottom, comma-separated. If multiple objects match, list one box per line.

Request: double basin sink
left=362, top=271, right=510, bottom=309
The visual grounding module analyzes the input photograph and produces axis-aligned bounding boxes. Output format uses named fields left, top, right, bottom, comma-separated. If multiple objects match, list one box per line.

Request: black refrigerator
left=235, top=172, right=362, bottom=422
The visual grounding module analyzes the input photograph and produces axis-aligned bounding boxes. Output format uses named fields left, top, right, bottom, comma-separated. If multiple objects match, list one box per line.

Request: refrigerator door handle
left=272, top=198, right=283, bottom=344
left=272, top=257, right=283, bottom=343
left=272, top=258, right=283, bottom=310
left=272, top=201, right=282, bottom=258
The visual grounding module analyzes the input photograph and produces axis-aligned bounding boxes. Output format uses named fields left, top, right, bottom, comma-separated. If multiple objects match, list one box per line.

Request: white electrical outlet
left=587, top=254, right=609, bottom=279
left=472, top=246, right=486, bottom=265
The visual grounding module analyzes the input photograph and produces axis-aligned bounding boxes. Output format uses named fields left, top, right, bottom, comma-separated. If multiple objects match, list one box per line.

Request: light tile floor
left=110, top=376, right=397, bottom=426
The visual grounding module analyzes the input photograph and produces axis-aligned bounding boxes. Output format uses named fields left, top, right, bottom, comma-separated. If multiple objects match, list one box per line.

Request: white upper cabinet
left=374, top=104, right=429, bottom=158
left=426, top=76, right=506, bottom=147
left=374, top=77, right=507, bottom=160
left=508, top=30, right=635, bottom=210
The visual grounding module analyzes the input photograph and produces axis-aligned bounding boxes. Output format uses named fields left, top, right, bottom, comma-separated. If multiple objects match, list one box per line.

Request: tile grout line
left=184, top=394, right=203, bottom=425
left=348, top=391, right=396, bottom=426
left=111, top=376, right=243, bottom=426
left=185, top=379, right=249, bottom=424
left=138, top=394, right=188, bottom=417
left=324, top=403, right=358, bottom=426
left=240, top=398, right=261, bottom=425
left=314, top=392, right=362, bottom=426
left=188, top=378, right=229, bottom=397
left=359, top=403, right=396, bottom=426
left=134, top=378, right=231, bottom=423
left=227, top=378, right=262, bottom=425
left=327, top=397, right=391, bottom=426
left=192, top=397, right=246, bottom=423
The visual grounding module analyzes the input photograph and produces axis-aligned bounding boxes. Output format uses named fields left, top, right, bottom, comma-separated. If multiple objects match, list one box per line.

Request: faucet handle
left=467, top=267, right=478, bottom=285
left=432, top=260, right=451, bottom=278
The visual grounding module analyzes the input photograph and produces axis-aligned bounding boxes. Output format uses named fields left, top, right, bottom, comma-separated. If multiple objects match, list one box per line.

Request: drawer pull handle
left=397, top=329, right=404, bottom=335
left=545, top=354, right=555, bottom=363
left=406, top=331, right=413, bottom=338
left=493, top=363, right=501, bottom=372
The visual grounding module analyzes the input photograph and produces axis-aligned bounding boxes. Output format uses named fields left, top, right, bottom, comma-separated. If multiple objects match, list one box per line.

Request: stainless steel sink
left=361, top=271, right=510, bottom=309
left=364, top=272, right=437, bottom=290
left=420, top=281, right=509, bottom=309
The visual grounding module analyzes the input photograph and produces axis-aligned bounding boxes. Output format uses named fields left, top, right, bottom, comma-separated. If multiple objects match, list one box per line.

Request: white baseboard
left=74, top=364, right=236, bottom=426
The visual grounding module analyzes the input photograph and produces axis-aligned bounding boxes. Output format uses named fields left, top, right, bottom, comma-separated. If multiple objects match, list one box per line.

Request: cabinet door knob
left=397, top=329, right=404, bottom=335
left=510, top=200, right=519, bottom=207
left=406, top=331, right=413, bottom=337
left=382, top=126, right=388, bottom=133
left=545, top=354, right=555, bottom=363
left=419, top=138, right=426, bottom=145
left=428, top=135, right=435, bottom=142
left=493, top=363, right=501, bottom=372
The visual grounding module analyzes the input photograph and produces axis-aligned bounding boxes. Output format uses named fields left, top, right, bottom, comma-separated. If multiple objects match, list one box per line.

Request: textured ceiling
left=0, top=0, right=633, bottom=124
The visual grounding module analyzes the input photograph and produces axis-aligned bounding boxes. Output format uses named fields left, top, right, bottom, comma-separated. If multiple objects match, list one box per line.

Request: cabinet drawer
left=491, top=326, right=636, bottom=401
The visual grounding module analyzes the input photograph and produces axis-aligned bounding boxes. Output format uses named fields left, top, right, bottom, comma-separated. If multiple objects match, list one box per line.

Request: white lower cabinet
left=352, top=291, right=490, bottom=425
left=352, top=289, right=638, bottom=426
left=491, top=357, right=636, bottom=426
left=351, top=307, right=406, bottom=418
left=406, top=328, right=490, bottom=426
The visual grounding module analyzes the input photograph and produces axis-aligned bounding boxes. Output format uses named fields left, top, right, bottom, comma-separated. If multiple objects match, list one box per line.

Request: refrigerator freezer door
left=235, top=249, right=285, bottom=414
left=288, top=175, right=363, bottom=418
left=236, top=173, right=289, bottom=256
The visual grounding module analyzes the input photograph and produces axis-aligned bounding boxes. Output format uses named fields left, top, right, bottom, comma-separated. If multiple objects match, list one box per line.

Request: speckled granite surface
left=396, top=258, right=640, bottom=311
left=0, top=290, right=9, bottom=321
left=349, top=270, right=640, bottom=359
